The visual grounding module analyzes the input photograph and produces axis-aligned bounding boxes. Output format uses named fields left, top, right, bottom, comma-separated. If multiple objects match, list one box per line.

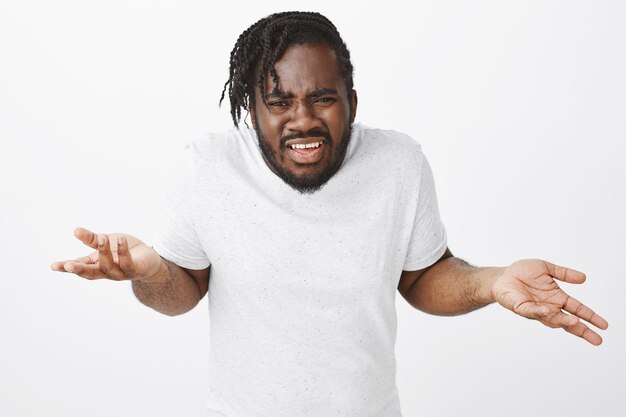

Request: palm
left=493, top=259, right=608, bottom=345
left=51, top=227, right=161, bottom=280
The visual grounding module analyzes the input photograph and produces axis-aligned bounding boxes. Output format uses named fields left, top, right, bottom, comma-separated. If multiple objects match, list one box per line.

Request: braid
left=219, top=11, right=355, bottom=127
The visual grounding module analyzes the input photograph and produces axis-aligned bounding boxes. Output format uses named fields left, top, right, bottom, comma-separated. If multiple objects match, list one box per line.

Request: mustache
left=280, top=129, right=332, bottom=148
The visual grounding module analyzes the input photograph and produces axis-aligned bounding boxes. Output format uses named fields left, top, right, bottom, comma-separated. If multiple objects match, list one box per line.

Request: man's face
left=251, top=43, right=357, bottom=194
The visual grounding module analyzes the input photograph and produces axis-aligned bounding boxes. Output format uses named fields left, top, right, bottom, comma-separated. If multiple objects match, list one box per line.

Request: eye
left=268, top=101, right=288, bottom=107
left=314, top=97, right=336, bottom=105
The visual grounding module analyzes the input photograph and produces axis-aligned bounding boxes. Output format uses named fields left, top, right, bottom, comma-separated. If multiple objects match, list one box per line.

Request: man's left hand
left=492, top=259, right=609, bottom=345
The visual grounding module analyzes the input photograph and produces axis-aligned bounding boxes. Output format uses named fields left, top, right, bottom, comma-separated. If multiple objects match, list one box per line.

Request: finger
left=51, top=251, right=99, bottom=271
left=116, top=236, right=136, bottom=277
left=533, top=309, right=580, bottom=329
left=51, top=260, right=75, bottom=271
left=564, top=295, right=609, bottom=330
left=74, top=254, right=98, bottom=264
left=74, top=227, right=100, bottom=250
left=515, top=302, right=552, bottom=319
left=542, top=261, right=586, bottom=284
left=63, top=262, right=108, bottom=280
left=97, top=234, right=124, bottom=279
left=563, top=321, right=604, bottom=346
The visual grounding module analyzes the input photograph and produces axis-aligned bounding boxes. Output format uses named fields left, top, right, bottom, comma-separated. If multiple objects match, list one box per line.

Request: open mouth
left=285, top=140, right=326, bottom=164
left=288, top=141, right=324, bottom=150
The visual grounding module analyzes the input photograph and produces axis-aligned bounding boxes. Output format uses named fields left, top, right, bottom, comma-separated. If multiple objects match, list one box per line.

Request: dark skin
left=52, top=43, right=608, bottom=343
left=250, top=43, right=357, bottom=190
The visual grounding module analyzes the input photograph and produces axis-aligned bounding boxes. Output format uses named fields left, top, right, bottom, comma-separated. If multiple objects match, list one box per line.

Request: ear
left=349, top=89, right=358, bottom=123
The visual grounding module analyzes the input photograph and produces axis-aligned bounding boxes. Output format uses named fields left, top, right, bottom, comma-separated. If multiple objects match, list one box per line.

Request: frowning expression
left=251, top=43, right=357, bottom=194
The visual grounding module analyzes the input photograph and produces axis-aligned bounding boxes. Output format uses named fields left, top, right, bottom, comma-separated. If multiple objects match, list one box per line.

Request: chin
left=255, top=124, right=352, bottom=194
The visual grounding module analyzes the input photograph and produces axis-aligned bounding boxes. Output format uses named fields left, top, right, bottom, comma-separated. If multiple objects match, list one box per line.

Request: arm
left=132, top=258, right=209, bottom=316
left=398, top=248, right=609, bottom=345
left=398, top=248, right=503, bottom=316
left=51, top=227, right=209, bottom=317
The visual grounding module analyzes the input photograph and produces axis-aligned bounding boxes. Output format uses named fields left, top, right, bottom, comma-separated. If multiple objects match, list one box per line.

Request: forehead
left=267, top=43, right=346, bottom=94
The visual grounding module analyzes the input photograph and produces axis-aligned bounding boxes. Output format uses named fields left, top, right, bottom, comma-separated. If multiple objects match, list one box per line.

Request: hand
left=50, top=227, right=162, bottom=281
left=492, top=259, right=608, bottom=345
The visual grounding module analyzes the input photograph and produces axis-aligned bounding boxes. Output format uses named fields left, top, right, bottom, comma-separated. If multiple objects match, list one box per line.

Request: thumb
left=73, top=227, right=100, bottom=250
left=515, top=301, right=552, bottom=319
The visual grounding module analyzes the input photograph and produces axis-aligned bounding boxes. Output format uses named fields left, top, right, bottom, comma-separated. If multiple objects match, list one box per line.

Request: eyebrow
left=265, top=88, right=338, bottom=100
left=309, top=88, right=338, bottom=97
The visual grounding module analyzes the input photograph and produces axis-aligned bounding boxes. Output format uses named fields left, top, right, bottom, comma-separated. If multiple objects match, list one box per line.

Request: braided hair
left=219, top=11, right=355, bottom=127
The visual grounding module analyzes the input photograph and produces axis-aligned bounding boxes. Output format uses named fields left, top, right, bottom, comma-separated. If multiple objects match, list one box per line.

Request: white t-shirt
left=153, top=123, right=447, bottom=417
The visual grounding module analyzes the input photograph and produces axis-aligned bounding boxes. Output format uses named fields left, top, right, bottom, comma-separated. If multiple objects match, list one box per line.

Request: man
left=51, top=11, right=608, bottom=417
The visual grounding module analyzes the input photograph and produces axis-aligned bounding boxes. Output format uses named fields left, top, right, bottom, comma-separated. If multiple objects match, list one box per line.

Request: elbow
left=146, top=297, right=201, bottom=316
left=400, top=288, right=473, bottom=316
left=399, top=288, right=432, bottom=313
left=147, top=303, right=196, bottom=317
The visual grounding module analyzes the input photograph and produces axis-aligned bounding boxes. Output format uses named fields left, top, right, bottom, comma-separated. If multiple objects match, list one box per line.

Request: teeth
left=289, top=141, right=323, bottom=149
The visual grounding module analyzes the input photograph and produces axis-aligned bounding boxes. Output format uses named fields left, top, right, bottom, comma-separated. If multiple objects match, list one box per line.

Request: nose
left=284, top=101, right=323, bottom=133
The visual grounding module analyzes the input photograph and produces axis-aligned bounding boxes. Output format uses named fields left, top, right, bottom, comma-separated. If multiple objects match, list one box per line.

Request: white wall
left=1, top=1, right=624, bottom=416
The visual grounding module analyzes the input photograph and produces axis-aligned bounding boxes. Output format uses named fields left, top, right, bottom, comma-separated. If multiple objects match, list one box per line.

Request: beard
left=254, top=117, right=353, bottom=194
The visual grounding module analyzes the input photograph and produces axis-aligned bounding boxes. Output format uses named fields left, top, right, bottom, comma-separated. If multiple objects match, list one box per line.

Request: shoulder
left=353, top=123, right=426, bottom=170
left=186, top=127, right=253, bottom=158
left=179, top=127, right=256, bottom=173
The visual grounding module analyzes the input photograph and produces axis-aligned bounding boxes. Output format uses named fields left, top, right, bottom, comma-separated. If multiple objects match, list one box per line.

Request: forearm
left=407, top=257, right=505, bottom=316
left=131, top=258, right=203, bottom=316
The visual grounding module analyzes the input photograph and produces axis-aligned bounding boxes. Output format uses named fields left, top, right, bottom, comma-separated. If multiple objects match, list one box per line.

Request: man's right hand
left=50, top=227, right=163, bottom=282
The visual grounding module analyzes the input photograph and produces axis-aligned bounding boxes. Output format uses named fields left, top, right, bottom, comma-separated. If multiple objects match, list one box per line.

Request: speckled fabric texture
left=153, top=123, right=447, bottom=417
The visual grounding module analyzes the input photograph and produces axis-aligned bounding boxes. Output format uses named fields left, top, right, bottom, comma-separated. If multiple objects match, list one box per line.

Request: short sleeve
left=152, top=142, right=211, bottom=270
left=402, top=150, right=447, bottom=271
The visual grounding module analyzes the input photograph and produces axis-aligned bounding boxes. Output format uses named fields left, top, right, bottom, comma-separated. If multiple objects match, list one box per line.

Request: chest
left=192, top=173, right=414, bottom=297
